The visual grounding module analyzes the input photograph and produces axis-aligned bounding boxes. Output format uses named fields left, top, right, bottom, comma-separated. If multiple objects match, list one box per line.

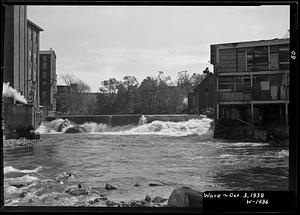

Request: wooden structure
left=188, top=73, right=215, bottom=114
left=211, top=38, right=289, bottom=141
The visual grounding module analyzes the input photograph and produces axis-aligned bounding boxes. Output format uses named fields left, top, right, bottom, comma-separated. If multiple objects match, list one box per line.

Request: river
left=3, top=116, right=289, bottom=206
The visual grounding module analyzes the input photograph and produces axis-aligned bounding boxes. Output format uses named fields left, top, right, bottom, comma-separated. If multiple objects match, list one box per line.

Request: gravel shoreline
left=3, top=138, right=38, bottom=148
left=3, top=139, right=171, bottom=207
left=4, top=171, right=170, bottom=207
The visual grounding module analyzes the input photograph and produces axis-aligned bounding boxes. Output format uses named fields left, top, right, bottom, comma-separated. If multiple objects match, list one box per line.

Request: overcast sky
left=27, top=5, right=290, bottom=92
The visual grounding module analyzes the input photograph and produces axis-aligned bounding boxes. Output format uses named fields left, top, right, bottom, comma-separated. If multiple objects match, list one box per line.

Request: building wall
left=27, top=21, right=42, bottom=111
left=3, top=5, right=27, bottom=95
left=39, top=50, right=57, bottom=113
left=3, top=5, right=43, bottom=129
left=196, top=74, right=215, bottom=112
left=211, top=38, right=289, bottom=126
left=188, top=74, right=215, bottom=114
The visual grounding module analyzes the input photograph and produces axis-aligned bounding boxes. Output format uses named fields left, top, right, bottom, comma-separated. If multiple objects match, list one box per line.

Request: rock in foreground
left=105, top=183, right=117, bottom=190
left=65, top=186, right=89, bottom=196
left=167, top=186, right=203, bottom=208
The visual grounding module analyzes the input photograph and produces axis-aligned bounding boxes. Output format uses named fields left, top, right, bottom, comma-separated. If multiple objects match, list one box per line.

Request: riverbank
left=4, top=170, right=171, bottom=207
left=3, top=138, right=38, bottom=148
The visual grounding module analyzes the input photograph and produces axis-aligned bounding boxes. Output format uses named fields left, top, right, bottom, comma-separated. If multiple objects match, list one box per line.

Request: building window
left=28, top=50, right=32, bottom=62
left=43, top=71, right=47, bottom=79
left=43, top=91, right=47, bottom=98
left=43, top=56, right=47, bottom=61
left=270, top=45, right=279, bottom=70
left=28, top=67, right=32, bottom=81
left=33, top=52, right=37, bottom=63
left=28, top=29, right=32, bottom=41
left=236, top=76, right=251, bottom=91
left=219, top=76, right=235, bottom=91
left=43, top=62, right=47, bottom=69
left=28, top=87, right=35, bottom=100
left=247, top=46, right=269, bottom=71
left=43, top=81, right=47, bottom=89
left=279, top=45, right=289, bottom=70
left=33, top=31, right=36, bottom=43
left=32, top=68, right=36, bottom=82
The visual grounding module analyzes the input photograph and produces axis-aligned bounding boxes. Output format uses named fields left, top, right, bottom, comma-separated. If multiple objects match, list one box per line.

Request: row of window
left=28, top=49, right=38, bottom=63
left=219, top=76, right=251, bottom=91
left=219, top=45, right=289, bottom=72
left=27, top=67, right=37, bottom=81
left=28, top=67, right=48, bottom=82
left=28, top=29, right=38, bottom=43
left=218, top=74, right=289, bottom=92
left=246, top=45, right=289, bottom=71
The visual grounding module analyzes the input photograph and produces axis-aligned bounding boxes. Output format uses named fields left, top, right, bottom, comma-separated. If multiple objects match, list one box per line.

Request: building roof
left=193, top=73, right=214, bottom=93
left=211, top=38, right=289, bottom=49
left=27, top=19, right=44, bottom=31
left=40, top=49, right=57, bottom=59
left=210, top=38, right=289, bottom=65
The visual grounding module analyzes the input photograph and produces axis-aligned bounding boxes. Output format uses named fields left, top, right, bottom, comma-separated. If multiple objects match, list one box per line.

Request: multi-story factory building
left=39, top=49, right=57, bottom=116
left=2, top=5, right=43, bottom=136
left=210, top=38, right=289, bottom=140
left=27, top=19, right=43, bottom=110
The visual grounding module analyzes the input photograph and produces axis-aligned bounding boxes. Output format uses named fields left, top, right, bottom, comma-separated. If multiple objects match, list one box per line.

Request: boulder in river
left=65, top=186, right=89, bottom=196
left=106, top=200, right=119, bottom=207
left=167, top=186, right=203, bottom=208
left=88, top=197, right=108, bottom=205
left=145, top=194, right=151, bottom=202
left=65, top=126, right=87, bottom=133
left=53, top=172, right=77, bottom=182
left=105, top=183, right=117, bottom=190
left=57, top=122, right=70, bottom=132
left=152, top=196, right=168, bottom=203
left=148, top=182, right=164, bottom=187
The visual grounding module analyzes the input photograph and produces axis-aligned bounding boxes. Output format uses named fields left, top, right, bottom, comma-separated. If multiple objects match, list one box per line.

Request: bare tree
left=60, top=73, right=91, bottom=93
left=60, top=73, right=78, bottom=86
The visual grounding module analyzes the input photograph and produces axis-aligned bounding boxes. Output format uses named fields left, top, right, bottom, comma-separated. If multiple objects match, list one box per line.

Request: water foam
left=80, top=122, right=109, bottom=133
left=4, top=166, right=42, bottom=174
left=277, top=149, right=289, bottom=158
left=2, top=82, right=27, bottom=104
left=113, top=118, right=213, bottom=137
left=36, top=118, right=73, bottom=134
left=8, top=174, right=39, bottom=183
left=36, top=116, right=214, bottom=137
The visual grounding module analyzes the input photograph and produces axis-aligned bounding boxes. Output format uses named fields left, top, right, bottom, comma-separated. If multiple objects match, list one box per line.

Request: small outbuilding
left=188, top=73, right=215, bottom=115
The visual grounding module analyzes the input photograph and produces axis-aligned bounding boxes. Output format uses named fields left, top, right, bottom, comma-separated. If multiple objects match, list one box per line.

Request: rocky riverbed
left=4, top=170, right=200, bottom=207
left=3, top=138, right=38, bottom=148
left=3, top=138, right=201, bottom=207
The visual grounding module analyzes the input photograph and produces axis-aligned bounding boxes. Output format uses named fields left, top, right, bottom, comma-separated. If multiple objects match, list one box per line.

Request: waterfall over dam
left=39, top=114, right=213, bottom=137
left=45, top=114, right=206, bottom=127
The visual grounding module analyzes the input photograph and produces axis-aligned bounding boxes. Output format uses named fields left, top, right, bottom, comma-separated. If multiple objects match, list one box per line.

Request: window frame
left=28, top=29, right=32, bottom=41
left=28, top=66, right=32, bottom=81
left=246, top=46, right=269, bottom=71
left=218, top=76, right=235, bottom=92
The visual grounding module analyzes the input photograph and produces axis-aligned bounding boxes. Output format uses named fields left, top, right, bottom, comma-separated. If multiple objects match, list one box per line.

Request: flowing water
left=3, top=116, right=289, bottom=206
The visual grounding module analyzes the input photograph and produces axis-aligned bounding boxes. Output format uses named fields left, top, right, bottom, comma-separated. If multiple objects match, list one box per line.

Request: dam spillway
left=45, top=114, right=205, bottom=127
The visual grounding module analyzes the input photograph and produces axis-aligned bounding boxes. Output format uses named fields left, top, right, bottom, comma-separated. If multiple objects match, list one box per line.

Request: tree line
left=56, top=69, right=211, bottom=115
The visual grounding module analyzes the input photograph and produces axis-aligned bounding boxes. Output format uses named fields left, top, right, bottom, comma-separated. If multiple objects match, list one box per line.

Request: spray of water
left=36, top=117, right=214, bottom=138
left=182, top=97, right=188, bottom=105
left=2, top=82, right=27, bottom=104
left=138, top=115, right=147, bottom=126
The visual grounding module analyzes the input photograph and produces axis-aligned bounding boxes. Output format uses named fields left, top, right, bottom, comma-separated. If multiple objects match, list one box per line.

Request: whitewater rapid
left=36, top=117, right=214, bottom=137
left=4, top=166, right=42, bottom=175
